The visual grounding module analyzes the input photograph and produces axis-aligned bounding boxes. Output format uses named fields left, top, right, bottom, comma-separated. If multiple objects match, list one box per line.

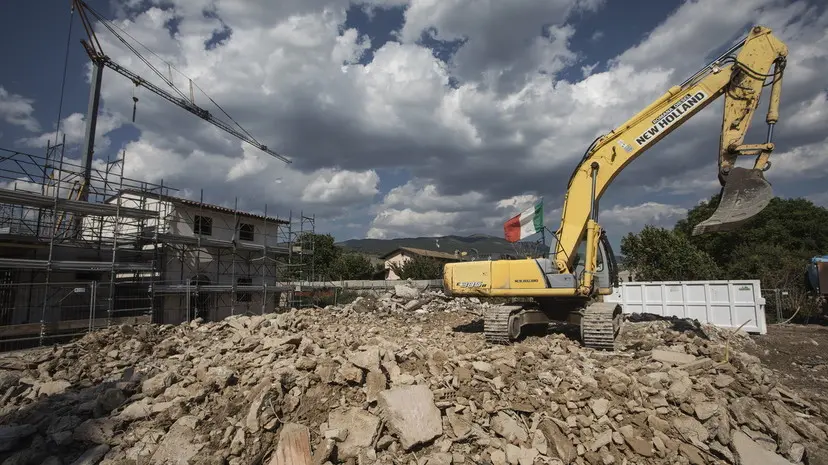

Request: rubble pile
left=1, top=284, right=827, bottom=465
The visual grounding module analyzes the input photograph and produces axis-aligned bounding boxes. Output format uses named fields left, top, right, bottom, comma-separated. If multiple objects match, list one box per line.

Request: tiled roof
left=380, top=246, right=459, bottom=260
left=108, top=189, right=290, bottom=225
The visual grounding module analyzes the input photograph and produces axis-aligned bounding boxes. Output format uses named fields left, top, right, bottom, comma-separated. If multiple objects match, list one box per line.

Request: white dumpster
left=605, top=280, right=767, bottom=334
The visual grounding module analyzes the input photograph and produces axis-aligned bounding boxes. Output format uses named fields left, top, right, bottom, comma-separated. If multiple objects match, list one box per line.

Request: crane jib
left=634, top=91, right=708, bottom=147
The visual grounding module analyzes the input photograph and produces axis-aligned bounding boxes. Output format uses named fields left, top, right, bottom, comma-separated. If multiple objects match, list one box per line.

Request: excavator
left=443, top=26, right=788, bottom=350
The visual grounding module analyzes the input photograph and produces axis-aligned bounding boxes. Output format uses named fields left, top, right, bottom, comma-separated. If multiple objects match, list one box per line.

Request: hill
left=338, top=234, right=626, bottom=268
left=337, top=234, right=544, bottom=258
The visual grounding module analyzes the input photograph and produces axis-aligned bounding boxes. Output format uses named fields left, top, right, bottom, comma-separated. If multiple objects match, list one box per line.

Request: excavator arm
left=554, top=25, right=787, bottom=275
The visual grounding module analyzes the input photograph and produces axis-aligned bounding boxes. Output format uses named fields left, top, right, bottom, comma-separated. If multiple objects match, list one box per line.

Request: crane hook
left=131, top=86, right=139, bottom=122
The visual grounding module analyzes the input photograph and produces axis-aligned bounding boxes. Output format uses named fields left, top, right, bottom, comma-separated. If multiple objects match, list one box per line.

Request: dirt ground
left=748, top=323, right=828, bottom=398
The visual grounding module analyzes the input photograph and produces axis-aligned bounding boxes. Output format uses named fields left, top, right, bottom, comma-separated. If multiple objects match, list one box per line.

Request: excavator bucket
left=692, top=167, right=772, bottom=235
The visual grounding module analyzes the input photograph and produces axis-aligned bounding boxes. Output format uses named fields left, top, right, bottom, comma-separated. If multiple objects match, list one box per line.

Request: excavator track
left=580, top=302, right=622, bottom=350
left=484, top=305, right=522, bottom=344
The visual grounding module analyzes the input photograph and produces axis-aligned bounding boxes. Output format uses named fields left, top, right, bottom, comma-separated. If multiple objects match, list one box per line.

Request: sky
left=0, top=0, right=826, bottom=249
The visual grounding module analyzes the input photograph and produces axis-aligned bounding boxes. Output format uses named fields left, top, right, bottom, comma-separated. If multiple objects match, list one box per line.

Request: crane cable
left=53, top=5, right=75, bottom=147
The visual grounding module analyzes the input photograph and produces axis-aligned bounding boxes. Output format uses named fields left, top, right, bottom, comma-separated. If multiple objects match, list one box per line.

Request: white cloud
left=600, top=202, right=688, bottom=228
left=18, top=111, right=124, bottom=152
left=301, top=169, right=380, bottom=204
left=398, top=0, right=594, bottom=91
left=34, top=0, right=825, bottom=244
left=0, top=86, right=40, bottom=132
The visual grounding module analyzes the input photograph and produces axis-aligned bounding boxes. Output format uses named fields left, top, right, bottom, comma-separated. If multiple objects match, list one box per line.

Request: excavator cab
left=692, top=167, right=773, bottom=235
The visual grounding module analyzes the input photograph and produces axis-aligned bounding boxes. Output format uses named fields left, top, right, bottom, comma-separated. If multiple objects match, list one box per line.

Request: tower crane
left=70, top=0, right=290, bottom=202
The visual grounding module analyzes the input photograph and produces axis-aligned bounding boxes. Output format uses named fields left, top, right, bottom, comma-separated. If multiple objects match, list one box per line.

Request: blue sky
left=1, top=0, right=826, bottom=249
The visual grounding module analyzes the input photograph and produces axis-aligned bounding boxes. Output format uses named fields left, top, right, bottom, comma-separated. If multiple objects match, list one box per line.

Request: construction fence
left=0, top=280, right=152, bottom=352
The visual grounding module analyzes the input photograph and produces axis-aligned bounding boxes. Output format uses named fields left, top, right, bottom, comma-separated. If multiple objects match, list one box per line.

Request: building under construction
left=0, top=142, right=315, bottom=351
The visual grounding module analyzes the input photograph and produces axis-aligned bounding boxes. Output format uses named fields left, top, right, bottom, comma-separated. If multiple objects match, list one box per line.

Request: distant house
left=380, top=247, right=460, bottom=280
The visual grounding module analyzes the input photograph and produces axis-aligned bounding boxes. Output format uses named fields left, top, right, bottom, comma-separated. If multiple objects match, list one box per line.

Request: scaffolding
left=287, top=213, right=316, bottom=309
left=0, top=145, right=315, bottom=351
left=0, top=142, right=166, bottom=350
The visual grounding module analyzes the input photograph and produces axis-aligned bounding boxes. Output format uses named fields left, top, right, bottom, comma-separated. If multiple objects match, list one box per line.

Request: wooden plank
left=0, top=315, right=152, bottom=338
left=0, top=323, right=41, bottom=338
left=268, top=423, right=312, bottom=465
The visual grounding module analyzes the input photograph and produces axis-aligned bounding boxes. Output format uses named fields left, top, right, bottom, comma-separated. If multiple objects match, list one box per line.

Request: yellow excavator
left=443, top=26, right=788, bottom=350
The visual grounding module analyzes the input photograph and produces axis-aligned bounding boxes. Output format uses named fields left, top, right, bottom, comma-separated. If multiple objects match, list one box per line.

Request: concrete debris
left=0, top=289, right=826, bottom=465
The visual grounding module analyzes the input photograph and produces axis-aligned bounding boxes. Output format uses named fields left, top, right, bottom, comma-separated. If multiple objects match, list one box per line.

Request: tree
left=620, top=225, right=720, bottom=281
left=289, top=232, right=340, bottom=280
left=631, top=195, right=828, bottom=321
left=675, top=195, right=828, bottom=265
left=329, top=252, right=375, bottom=280
left=389, top=255, right=445, bottom=280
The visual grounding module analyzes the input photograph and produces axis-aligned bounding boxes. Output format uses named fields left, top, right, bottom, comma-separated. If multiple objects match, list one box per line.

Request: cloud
left=600, top=202, right=688, bottom=228
left=399, top=0, right=592, bottom=92
left=301, top=169, right=380, bottom=204
left=18, top=111, right=124, bottom=152
left=45, top=0, right=827, bottom=245
left=0, top=86, right=40, bottom=132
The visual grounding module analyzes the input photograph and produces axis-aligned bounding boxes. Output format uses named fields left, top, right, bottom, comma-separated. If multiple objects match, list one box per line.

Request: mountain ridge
left=337, top=234, right=543, bottom=257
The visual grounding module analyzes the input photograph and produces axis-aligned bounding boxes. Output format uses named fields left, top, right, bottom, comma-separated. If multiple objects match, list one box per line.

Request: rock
left=404, top=300, right=423, bottom=311
left=714, top=374, right=735, bottom=388
left=693, top=401, right=718, bottom=421
left=590, top=398, right=609, bottom=418
left=327, top=408, right=381, bottom=459
left=732, top=430, right=796, bottom=465
left=679, top=443, right=705, bottom=465
left=651, top=349, right=695, bottom=365
left=505, top=444, right=521, bottom=464
left=395, top=285, right=420, bottom=299
left=365, top=370, right=386, bottom=403
left=142, top=371, right=175, bottom=396
left=603, top=366, right=631, bottom=385
left=539, top=419, right=576, bottom=464
left=624, top=437, right=653, bottom=457
left=73, top=418, right=115, bottom=445
left=348, top=346, right=381, bottom=372
left=0, top=424, right=37, bottom=452
left=490, top=449, right=507, bottom=465
left=491, top=411, right=528, bottom=444
left=378, top=385, right=443, bottom=450
left=668, top=377, right=693, bottom=403
left=446, top=408, right=472, bottom=438
left=339, top=363, right=364, bottom=384
left=150, top=415, right=204, bottom=464
left=245, top=381, right=273, bottom=433
left=0, top=371, right=20, bottom=396
left=673, top=416, right=709, bottom=442
left=197, top=366, right=237, bottom=388
left=38, top=380, right=71, bottom=396
left=69, top=444, right=110, bottom=465
left=532, top=429, right=547, bottom=455
left=472, top=361, right=495, bottom=375
left=118, top=398, right=153, bottom=421
left=97, top=388, right=126, bottom=413
left=589, top=430, right=612, bottom=452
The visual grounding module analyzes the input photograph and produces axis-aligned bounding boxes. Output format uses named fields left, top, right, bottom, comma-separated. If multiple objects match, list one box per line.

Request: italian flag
left=504, top=200, right=544, bottom=242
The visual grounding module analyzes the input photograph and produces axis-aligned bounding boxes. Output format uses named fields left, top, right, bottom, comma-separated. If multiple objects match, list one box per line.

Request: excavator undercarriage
left=483, top=301, right=622, bottom=350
